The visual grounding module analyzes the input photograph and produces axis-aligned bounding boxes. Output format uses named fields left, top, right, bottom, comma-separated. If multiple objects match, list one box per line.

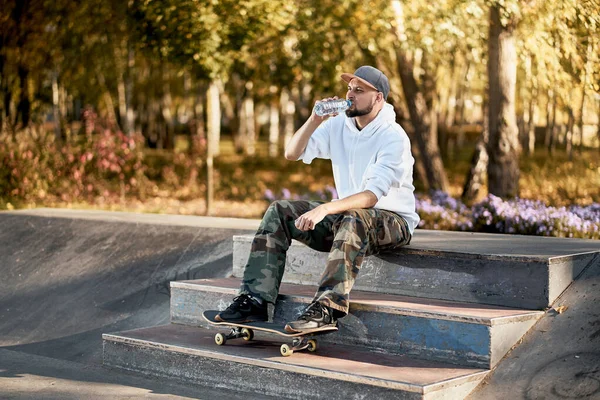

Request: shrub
left=0, top=127, right=147, bottom=206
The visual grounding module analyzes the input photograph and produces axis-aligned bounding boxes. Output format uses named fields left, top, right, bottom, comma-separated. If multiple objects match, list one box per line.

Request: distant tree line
left=1, top=0, right=599, bottom=209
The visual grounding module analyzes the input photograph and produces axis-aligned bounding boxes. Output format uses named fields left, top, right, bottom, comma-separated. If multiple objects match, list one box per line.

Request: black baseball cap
left=341, top=66, right=390, bottom=100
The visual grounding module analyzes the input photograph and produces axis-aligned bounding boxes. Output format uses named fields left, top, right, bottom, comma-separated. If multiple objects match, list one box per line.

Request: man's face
left=345, top=78, right=380, bottom=118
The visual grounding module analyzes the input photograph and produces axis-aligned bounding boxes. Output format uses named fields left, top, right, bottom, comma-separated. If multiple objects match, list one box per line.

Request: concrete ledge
left=233, top=232, right=600, bottom=309
left=103, top=324, right=488, bottom=400
left=3, top=208, right=261, bottom=230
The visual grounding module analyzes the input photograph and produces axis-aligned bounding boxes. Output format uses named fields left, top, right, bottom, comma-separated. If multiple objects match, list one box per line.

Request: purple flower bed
left=415, top=192, right=473, bottom=231
left=470, top=195, right=600, bottom=239
left=418, top=191, right=600, bottom=239
left=263, top=188, right=600, bottom=239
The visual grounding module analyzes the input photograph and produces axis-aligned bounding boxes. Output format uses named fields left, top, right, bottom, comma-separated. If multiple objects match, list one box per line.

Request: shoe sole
left=284, top=323, right=336, bottom=334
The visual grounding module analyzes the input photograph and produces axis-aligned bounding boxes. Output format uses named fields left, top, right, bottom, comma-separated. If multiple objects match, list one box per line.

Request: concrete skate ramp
left=468, top=258, right=600, bottom=399
left=0, top=209, right=257, bottom=365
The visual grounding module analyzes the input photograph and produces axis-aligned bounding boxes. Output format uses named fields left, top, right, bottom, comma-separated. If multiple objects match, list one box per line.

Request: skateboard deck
left=202, top=310, right=337, bottom=356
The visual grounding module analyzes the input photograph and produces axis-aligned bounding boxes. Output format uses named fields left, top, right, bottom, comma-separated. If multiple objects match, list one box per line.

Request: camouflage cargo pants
left=240, top=200, right=411, bottom=315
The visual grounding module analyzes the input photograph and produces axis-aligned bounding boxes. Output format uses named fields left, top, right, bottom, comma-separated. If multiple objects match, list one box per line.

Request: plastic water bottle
left=314, top=99, right=352, bottom=116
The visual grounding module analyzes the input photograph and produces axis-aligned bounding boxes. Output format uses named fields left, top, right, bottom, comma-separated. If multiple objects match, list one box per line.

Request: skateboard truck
left=280, top=337, right=319, bottom=356
left=214, top=327, right=254, bottom=345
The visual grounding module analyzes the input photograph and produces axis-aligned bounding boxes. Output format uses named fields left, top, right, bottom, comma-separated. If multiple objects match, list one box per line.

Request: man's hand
left=294, top=191, right=378, bottom=231
left=294, top=204, right=330, bottom=231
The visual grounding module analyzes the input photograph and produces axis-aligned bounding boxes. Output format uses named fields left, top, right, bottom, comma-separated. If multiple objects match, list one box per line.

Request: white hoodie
left=299, top=103, right=420, bottom=234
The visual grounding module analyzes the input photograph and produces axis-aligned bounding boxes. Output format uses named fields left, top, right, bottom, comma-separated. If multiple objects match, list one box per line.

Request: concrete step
left=103, top=324, right=488, bottom=400
left=233, top=231, right=600, bottom=309
left=170, top=278, right=543, bottom=369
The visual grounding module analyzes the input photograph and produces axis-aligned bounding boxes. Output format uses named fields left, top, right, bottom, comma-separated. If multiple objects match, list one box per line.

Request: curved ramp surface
left=0, top=209, right=255, bottom=365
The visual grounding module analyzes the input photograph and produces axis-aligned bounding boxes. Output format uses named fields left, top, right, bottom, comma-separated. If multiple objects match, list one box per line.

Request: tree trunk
left=268, top=97, right=280, bottom=157
left=2, top=88, right=10, bottom=136
left=17, top=65, right=30, bottom=128
left=125, top=45, right=135, bottom=135
left=229, top=74, right=245, bottom=153
left=439, top=55, right=459, bottom=130
left=183, top=71, right=194, bottom=153
left=206, top=79, right=221, bottom=216
left=243, top=97, right=256, bottom=156
left=220, top=92, right=236, bottom=131
left=0, top=51, right=7, bottom=134
left=59, top=85, right=68, bottom=124
left=138, top=89, right=151, bottom=144
left=487, top=5, right=520, bottom=198
left=207, top=80, right=221, bottom=156
left=192, top=82, right=206, bottom=155
left=462, top=105, right=489, bottom=203
left=161, top=87, right=174, bottom=150
left=390, top=1, right=448, bottom=192
left=241, top=82, right=256, bottom=156
left=205, top=138, right=215, bottom=216
left=577, top=49, right=588, bottom=153
left=395, top=49, right=449, bottom=192
left=97, top=71, right=119, bottom=131
left=548, top=98, right=558, bottom=154
left=521, top=54, right=536, bottom=155
left=454, top=63, right=471, bottom=127
left=52, top=71, right=62, bottom=141
left=115, top=41, right=128, bottom=134
left=525, top=85, right=536, bottom=155
left=236, top=99, right=247, bottom=154
left=280, top=87, right=295, bottom=149
left=295, top=81, right=312, bottom=129
left=566, top=109, right=574, bottom=160
left=544, top=89, right=555, bottom=150
left=443, top=58, right=470, bottom=159
left=597, top=98, right=600, bottom=154
left=160, top=66, right=175, bottom=150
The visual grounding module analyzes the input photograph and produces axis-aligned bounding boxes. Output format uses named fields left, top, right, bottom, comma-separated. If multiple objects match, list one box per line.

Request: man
left=216, top=65, right=420, bottom=332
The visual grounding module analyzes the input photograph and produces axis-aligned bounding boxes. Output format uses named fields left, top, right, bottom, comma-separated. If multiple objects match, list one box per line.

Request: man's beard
left=345, top=102, right=374, bottom=118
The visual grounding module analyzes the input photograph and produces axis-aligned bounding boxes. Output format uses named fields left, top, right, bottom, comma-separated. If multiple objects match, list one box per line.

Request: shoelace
left=228, top=295, right=251, bottom=310
left=300, top=303, right=323, bottom=320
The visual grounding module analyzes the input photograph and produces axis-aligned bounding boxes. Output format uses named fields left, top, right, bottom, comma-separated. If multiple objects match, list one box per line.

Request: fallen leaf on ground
left=554, top=305, right=568, bottom=314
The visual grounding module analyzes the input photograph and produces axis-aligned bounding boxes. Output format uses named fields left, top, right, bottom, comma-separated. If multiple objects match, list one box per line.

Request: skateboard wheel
left=215, top=333, right=226, bottom=346
left=241, top=328, right=254, bottom=341
left=307, top=339, right=318, bottom=352
left=280, top=344, right=293, bottom=357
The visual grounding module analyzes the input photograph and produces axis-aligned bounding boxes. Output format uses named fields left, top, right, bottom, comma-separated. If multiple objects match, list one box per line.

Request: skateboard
left=202, top=310, right=338, bottom=357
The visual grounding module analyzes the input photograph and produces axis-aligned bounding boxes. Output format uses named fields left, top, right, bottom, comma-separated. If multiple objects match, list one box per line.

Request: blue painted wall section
left=346, top=310, right=490, bottom=365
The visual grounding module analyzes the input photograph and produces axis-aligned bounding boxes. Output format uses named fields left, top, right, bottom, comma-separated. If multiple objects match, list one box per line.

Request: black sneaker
left=284, top=302, right=336, bottom=332
left=215, top=294, right=268, bottom=323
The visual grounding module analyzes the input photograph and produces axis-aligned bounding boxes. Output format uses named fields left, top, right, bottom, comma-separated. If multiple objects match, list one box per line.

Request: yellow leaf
left=554, top=305, right=568, bottom=314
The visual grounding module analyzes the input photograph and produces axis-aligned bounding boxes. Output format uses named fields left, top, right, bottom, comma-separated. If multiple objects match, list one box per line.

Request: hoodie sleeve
left=362, top=132, right=412, bottom=199
left=298, top=118, right=332, bottom=163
